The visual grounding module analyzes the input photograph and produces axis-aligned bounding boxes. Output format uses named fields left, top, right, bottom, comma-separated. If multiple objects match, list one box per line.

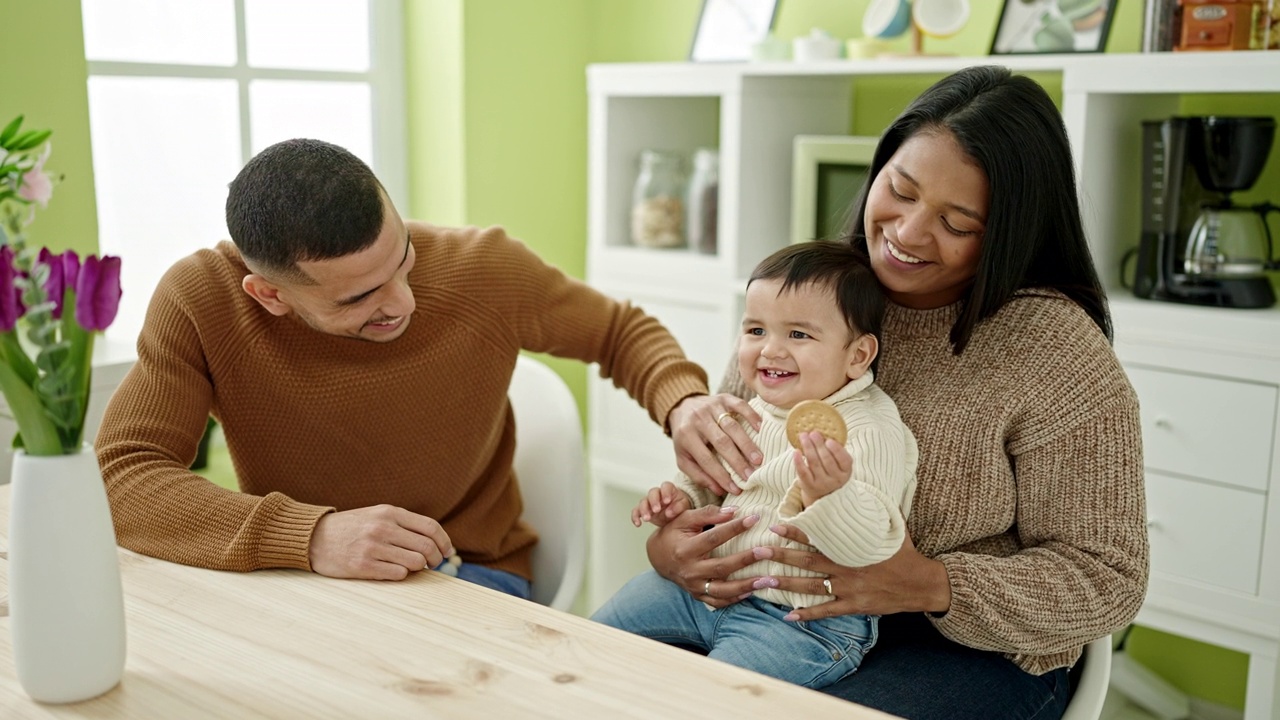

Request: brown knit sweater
left=96, top=223, right=708, bottom=579
left=720, top=290, right=1149, bottom=674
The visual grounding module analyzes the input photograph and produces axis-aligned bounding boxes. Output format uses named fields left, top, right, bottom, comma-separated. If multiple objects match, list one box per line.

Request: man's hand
left=668, top=394, right=763, bottom=495
left=309, top=505, right=453, bottom=580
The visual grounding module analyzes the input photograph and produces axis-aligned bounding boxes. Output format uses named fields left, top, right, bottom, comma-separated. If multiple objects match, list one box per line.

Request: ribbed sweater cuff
left=258, top=497, right=334, bottom=571
left=781, top=482, right=904, bottom=568
left=929, top=554, right=984, bottom=640
left=654, top=373, right=711, bottom=435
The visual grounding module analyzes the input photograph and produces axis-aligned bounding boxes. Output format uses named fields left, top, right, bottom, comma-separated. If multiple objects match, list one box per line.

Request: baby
left=593, top=241, right=918, bottom=690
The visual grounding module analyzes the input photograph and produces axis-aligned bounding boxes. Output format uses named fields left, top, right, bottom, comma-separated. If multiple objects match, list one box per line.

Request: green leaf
left=11, top=130, right=51, bottom=152
left=0, top=116, right=22, bottom=147
left=0, top=331, right=38, bottom=387
left=0, top=357, right=61, bottom=455
left=0, top=164, right=19, bottom=176
left=61, top=308, right=93, bottom=450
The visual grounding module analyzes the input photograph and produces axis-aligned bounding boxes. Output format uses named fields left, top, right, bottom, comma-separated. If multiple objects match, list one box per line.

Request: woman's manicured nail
left=721, top=505, right=738, bottom=514
left=752, top=576, right=778, bottom=589
left=784, top=613, right=799, bottom=622
left=743, top=514, right=760, bottom=527
left=750, top=453, right=763, bottom=465
left=752, top=546, right=772, bottom=559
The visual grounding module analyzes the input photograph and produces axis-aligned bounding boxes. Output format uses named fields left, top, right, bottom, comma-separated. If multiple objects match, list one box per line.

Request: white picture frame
left=689, top=0, right=780, bottom=62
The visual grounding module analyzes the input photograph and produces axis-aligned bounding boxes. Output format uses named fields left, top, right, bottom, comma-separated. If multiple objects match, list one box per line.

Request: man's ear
left=242, top=274, right=293, bottom=317
left=846, top=332, right=878, bottom=380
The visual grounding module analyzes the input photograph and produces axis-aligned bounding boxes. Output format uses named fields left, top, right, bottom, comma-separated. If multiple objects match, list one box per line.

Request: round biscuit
left=785, top=400, right=847, bottom=448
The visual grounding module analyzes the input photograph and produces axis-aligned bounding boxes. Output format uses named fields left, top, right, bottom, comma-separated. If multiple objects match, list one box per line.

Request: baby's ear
left=846, top=333, right=878, bottom=379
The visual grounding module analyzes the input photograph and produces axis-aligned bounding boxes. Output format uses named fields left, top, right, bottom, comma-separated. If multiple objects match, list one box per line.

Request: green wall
left=0, top=0, right=97, bottom=257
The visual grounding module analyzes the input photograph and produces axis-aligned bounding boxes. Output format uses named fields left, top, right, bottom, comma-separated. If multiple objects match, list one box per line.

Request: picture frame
left=791, top=135, right=879, bottom=245
left=689, top=0, right=780, bottom=62
left=990, top=0, right=1117, bottom=55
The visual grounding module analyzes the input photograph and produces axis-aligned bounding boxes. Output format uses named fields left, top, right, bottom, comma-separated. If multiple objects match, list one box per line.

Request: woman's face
left=863, top=130, right=989, bottom=309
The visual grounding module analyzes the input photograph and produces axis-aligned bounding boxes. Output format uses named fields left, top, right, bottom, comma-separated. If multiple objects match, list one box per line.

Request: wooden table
left=0, top=492, right=895, bottom=719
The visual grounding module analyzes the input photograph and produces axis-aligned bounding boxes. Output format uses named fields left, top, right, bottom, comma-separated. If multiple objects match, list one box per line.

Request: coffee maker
left=1134, top=116, right=1278, bottom=308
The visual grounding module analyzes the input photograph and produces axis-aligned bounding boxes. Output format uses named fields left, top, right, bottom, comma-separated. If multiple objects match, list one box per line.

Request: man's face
left=269, top=197, right=417, bottom=342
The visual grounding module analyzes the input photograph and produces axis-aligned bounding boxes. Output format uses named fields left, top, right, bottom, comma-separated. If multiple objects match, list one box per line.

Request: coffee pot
left=1184, top=203, right=1276, bottom=280
left=1134, top=116, right=1278, bottom=309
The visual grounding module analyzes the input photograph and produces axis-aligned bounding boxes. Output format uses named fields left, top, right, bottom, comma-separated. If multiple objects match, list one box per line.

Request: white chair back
left=1062, top=635, right=1113, bottom=720
left=508, top=355, right=586, bottom=612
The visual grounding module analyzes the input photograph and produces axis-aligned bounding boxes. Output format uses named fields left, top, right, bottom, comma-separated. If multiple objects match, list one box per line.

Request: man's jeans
left=435, top=561, right=531, bottom=601
left=592, top=570, right=876, bottom=689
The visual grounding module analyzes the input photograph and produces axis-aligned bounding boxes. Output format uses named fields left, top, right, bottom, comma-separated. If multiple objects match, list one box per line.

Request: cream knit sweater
left=718, top=290, right=1148, bottom=674
left=674, top=372, right=918, bottom=610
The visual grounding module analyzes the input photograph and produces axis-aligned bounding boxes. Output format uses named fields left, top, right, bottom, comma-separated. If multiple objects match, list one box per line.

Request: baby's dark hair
left=748, top=241, right=886, bottom=374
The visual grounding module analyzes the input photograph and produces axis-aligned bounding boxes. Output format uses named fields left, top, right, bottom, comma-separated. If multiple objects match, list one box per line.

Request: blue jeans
left=592, top=570, right=877, bottom=689
left=434, top=561, right=532, bottom=600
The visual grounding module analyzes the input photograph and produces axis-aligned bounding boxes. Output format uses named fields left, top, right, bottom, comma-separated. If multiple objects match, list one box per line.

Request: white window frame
left=84, top=0, right=409, bottom=239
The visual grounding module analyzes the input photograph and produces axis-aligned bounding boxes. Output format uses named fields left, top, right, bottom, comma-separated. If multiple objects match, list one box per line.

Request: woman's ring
left=823, top=578, right=833, bottom=596
left=716, top=411, right=738, bottom=426
left=704, top=580, right=712, bottom=596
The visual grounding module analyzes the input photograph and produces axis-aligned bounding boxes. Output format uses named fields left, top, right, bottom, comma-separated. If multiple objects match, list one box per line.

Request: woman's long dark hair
left=842, top=65, right=1110, bottom=354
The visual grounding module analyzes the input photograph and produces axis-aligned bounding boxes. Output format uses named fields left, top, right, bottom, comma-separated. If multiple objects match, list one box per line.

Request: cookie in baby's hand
left=785, top=400, right=847, bottom=449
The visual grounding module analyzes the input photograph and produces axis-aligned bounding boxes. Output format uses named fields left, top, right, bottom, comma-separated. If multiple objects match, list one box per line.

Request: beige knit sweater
left=96, top=223, right=709, bottom=579
left=674, top=371, right=918, bottom=610
left=719, top=290, right=1148, bottom=674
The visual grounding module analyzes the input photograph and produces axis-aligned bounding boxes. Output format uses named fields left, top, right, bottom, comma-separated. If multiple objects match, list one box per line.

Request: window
left=82, top=0, right=406, bottom=344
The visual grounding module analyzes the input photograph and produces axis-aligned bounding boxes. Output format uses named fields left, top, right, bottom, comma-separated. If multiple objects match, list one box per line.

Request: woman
left=631, top=66, right=1149, bottom=718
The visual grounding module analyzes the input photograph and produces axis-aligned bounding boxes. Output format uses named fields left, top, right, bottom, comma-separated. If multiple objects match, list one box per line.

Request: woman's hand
left=646, top=504, right=763, bottom=608
left=668, top=393, right=763, bottom=496
left=756, top=525, right=952, bottom=621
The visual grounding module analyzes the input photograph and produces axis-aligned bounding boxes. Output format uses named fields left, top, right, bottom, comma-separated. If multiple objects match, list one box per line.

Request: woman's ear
left=241, top=274, right=292, bottom=316
left=846, top=332, right=879, bottom=380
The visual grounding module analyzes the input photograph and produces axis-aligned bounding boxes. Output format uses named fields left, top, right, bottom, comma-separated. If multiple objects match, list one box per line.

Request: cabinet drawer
left=1126, top=366, right=1276, bottom=492
left=1145, top=471, right=1264, bottom=595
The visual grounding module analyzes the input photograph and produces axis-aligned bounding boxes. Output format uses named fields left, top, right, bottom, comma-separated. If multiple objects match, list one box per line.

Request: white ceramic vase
left=8, top=448, right=126, bottom=703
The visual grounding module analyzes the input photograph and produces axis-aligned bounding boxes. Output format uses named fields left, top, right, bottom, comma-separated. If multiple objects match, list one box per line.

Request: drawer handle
left=1146, top=517, right=1160, bottom=530
left=1153, top=417, right=1172, bottom=430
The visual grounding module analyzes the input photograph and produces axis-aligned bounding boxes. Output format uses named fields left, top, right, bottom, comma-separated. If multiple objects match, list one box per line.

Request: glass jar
left=686, top=148, right=719, bottom=255
left=630, top=149, right=686, bottom=248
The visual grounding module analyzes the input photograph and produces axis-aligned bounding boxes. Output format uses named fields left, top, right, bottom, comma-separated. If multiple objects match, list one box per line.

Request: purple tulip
left=74, top=254, right=122, bottom=332
left=0, top=246, right=22, bottom=331
left=37, top=248, right=80, bottom=319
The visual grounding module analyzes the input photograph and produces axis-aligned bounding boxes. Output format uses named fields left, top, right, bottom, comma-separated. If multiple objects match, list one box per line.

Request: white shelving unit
left=586, top=51, right=1280, bottom=719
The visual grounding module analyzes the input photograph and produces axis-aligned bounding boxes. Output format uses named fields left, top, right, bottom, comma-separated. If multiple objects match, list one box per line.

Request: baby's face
left=737, top=279, right=865, bottom=410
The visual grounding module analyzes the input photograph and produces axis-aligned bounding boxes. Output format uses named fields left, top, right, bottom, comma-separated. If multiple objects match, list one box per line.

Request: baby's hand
left=795, top=431, right=852, bottom=508
left=631, top=482, right=694, bottom=527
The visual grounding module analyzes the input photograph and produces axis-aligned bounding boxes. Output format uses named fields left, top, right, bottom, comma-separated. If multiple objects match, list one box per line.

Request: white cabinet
left=1111, top=297, right=1280, bottom=720
left=585, top=52, right=1280, bottom=719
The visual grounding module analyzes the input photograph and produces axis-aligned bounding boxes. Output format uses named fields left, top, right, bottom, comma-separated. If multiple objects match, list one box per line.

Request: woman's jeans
left=592, top=570, right=877, bottom=689
left=819, top=612, right=1072, bottom=720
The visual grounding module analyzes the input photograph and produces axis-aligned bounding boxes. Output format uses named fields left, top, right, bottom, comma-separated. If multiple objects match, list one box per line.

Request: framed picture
left=689, top=0, right=780, bottom=62
left=791, top=135, right=878, bottom=245
left=990, top=0, right=1117, bottom=55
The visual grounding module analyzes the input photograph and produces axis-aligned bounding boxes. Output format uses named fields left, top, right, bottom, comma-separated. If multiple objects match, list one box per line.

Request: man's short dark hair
left=748, top=241, right=886, bottom=374
left=226, top=138, right=386, bottom=281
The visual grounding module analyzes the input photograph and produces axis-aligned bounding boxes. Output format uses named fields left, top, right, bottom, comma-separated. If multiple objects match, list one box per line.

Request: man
left=95, top=139, right=708, bottom=598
